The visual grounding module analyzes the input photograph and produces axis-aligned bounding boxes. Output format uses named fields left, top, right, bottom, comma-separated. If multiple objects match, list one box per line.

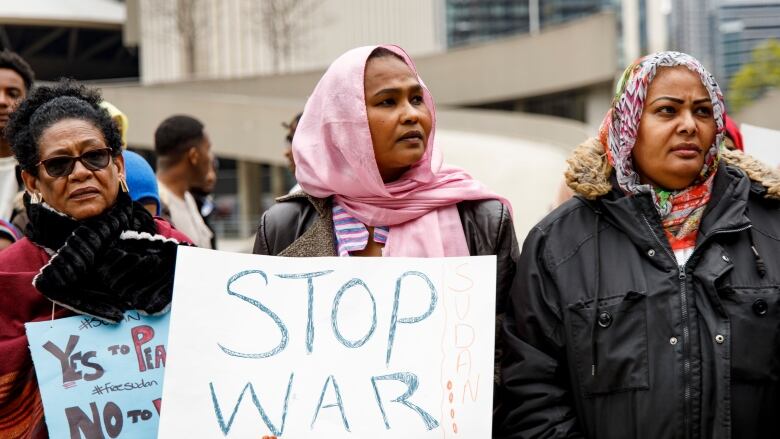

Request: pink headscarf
left=293, top=45, right=511, bottom=257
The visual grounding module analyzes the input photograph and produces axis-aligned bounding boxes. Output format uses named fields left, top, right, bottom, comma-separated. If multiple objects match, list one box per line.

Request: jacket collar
left=274, top=191, right=337, bottom=257
left=698, top=164, right=751, bottom=240
left=565, top=137, right=780, bottom=202
left=567, top=138, right=776, bottom=267
left=592, top=184, right=672, bottom=268
left=276, top=190, right=330, bottom=218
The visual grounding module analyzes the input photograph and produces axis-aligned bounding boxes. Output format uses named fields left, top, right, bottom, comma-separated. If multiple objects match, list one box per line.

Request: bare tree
left=176, top=0, right=199, bottom=76
left=143, top=0, right=207, bottom=78
left=253, top=0, right=322, bottom=73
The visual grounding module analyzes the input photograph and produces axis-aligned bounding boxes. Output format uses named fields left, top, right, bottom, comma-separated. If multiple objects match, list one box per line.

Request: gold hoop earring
left=119, top=178, right=129, bottom=193
left=29, top=191, right=41, bottom=204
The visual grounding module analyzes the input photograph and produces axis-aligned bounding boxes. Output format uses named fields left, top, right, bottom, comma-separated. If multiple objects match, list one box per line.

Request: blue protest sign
left=26, top=312, right=169, bottom=439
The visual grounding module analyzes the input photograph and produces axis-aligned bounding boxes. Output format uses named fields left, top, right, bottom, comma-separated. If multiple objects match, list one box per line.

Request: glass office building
left=717, top=1, right=780, bottom=90
left=446, top=0, right=614, bottom=47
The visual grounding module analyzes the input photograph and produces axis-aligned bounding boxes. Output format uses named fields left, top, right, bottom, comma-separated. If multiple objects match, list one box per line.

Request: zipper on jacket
left=642, top=216, right=752, bottom=438
left=678, top=266, right=691, bottom=439
left=642, top=214, right=692, bottom=438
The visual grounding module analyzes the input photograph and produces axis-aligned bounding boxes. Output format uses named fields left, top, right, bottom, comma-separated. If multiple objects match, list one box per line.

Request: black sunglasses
left=36, top=148, right=113, bottom=178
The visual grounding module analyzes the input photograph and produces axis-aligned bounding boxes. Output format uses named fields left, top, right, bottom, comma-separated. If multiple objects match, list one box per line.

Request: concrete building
left=102, top=12, right=618, bottom=240
left=111, top=4, right=659, bottom=244
left=133, top=0, right=669, bottom=124
left=0, top=0, right=138, bottom=81
left=440, top=0, right=670, bottom=123
left=0, top=1, right=695, bottom=246
left=136, top=0, right=447, bottom=83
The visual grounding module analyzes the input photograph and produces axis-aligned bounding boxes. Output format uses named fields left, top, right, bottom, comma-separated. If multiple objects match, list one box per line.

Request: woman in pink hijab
left=252, top=45, right=518, bottom=423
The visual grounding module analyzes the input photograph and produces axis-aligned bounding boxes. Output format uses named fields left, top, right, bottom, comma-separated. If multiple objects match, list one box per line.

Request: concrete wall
left=101, top=10, right=615, bottom=243
left=135, top=12, right=619, bottom=106
left=101, top=11, right=614, bottom=162
left=438, top=130, right=570, bottom=240
left=413, top=12, right=618, bottom=105
left=138, top=0, right=446, bottom=83
left=102, top=87, right=302, bottom=164
left=101, top=85, right=589, bottom=163
left=100, top=85, right=590, bottom=240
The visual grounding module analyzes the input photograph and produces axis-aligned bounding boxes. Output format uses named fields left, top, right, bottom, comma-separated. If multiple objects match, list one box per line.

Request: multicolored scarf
left=599, top=51, right=725, bottom=250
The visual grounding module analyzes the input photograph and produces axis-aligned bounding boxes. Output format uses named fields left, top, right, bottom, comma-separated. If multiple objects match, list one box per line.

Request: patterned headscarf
left=599, top=51, right=726, bottom=250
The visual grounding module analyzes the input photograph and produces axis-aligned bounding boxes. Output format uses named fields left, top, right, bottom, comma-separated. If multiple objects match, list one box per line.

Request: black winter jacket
left=498, top=141, right=780, bottom=439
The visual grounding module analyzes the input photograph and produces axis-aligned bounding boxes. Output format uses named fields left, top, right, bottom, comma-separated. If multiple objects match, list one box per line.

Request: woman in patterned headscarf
left=497, top=52, right=780, bottom=438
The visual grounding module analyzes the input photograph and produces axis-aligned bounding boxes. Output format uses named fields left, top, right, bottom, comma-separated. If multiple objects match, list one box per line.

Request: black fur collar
left=26, top=190, right=185, bottom=323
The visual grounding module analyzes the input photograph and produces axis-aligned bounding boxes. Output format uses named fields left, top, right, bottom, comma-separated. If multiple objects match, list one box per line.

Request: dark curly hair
left=7, top=79, right=122, bottom=176
left=0, top=50, right=34, bottom=92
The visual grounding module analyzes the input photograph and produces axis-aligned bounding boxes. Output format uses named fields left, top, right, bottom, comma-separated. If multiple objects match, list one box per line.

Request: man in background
left=283, top=112, right=302, bottom=193
left=154, top=115, right=214, bottom=249
left=190, top=155, right=218, bottom=249
left=0, top=50, right=34, bottom=221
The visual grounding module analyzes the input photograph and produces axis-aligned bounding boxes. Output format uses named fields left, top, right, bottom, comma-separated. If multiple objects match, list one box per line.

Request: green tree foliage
left=728, top=39, right=780, bottom=112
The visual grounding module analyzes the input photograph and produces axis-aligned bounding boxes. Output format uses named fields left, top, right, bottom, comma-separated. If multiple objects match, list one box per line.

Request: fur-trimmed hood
left=565, top=137, right=780, bottom=200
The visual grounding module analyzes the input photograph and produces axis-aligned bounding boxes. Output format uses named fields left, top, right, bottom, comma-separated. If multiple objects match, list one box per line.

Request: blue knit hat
left=123, top=150, right=160, bottom=215
left=0, top=218, right=21, bottom=242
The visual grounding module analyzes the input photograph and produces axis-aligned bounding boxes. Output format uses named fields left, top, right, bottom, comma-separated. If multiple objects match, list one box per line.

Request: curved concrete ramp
left=436, top=129, right=568, bottom=242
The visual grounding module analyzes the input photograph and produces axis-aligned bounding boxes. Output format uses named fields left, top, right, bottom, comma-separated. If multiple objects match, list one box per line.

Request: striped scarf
left=332, top=203, right=389, bottom=256
left=599, top=51, right=725, bottom=251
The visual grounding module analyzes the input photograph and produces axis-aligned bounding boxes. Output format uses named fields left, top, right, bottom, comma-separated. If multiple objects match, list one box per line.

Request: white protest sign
left=159, top=247, right=496, bottom=438
left=742, top=123, right=780, bottom=167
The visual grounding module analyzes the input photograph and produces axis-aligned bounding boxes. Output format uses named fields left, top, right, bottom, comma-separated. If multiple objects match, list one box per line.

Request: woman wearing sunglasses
left=0, top=80, right=191, bottom=438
